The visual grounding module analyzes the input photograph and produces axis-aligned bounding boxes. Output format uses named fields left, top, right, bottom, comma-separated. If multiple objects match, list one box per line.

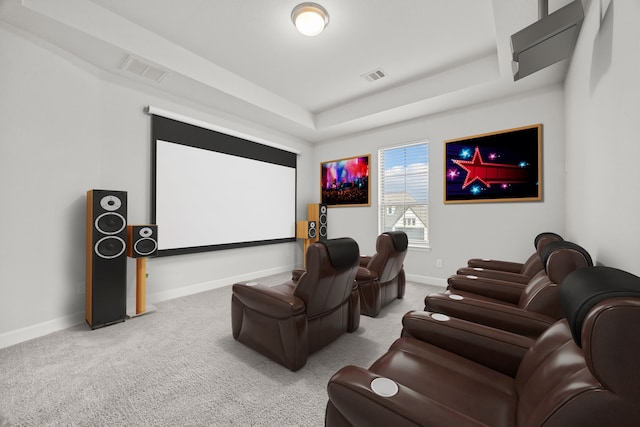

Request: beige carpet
left=0, top=273, right=441, bottom=427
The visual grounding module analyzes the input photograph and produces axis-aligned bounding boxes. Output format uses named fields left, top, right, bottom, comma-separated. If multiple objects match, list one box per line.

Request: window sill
left=408, top=243, right=431, bottom=252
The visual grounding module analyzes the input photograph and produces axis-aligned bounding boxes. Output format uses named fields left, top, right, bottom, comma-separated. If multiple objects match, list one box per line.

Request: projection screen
left=151, top=114, right=297, bottom=256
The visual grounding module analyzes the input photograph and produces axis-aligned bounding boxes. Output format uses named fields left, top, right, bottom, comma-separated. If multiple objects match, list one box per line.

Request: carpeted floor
left=0, top=273, right=441, bottom=427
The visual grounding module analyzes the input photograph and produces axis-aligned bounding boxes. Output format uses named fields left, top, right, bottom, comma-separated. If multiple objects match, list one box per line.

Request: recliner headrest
left=318, top=237, right=360, bottom=270
left=534, top=232, right=563, bottom=248
left=383, top=231, right=408, bottom=252
left=540, top=241, right=593, bottom=269
left=561, top=266, right=640, bottom=347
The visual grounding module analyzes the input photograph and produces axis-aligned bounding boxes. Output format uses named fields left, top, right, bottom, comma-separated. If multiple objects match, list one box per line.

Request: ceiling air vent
left=120, top=55, right=168, bottom=83
left=361, top=68, right=387, bottom=82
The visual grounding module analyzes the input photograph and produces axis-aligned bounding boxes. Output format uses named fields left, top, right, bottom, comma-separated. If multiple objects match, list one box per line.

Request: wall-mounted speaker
left=308, top=203, right=328, bottom=241
left=86, top=189, right=127, bottom=329
left=127, top=225, right=158, bottom=258
left=296, top=220, right=317, bottom=239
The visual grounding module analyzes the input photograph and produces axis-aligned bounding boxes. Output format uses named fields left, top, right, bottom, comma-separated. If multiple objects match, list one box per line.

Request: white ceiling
left=0, top=0, right=573, bottom=143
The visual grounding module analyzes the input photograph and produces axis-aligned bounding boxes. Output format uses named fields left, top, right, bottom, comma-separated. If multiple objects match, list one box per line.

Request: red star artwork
left=452, top=146, right=530, bottom=189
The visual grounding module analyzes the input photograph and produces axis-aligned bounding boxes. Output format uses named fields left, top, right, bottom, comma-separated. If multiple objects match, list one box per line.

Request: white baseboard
left=1, top=264, right=297, bottom=350
left=133, top=264, right=296, bottom=307
left=0, top=311, right=85, bottom=350
left=405, top=273, right=447, bottom=288
left=1, top=266, right=442, bottom=350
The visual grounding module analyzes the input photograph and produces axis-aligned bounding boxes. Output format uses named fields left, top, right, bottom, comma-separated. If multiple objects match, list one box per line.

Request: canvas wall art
left=444, top=124, right=542, bottom=204
left=321, top=154, right=370, bottom=207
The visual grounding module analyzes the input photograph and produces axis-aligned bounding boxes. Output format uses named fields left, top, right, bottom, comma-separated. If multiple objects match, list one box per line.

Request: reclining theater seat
left=459, top=232, right=563, bottom=285
left=356, top=231, right=409, bottom=317
left=424, top=241, right=593, bottom=338
left=231, top=237, right=361, bottom=371
left=326, top=266, right=640, bottom=427
left=445, top=240, right=592, bottom=306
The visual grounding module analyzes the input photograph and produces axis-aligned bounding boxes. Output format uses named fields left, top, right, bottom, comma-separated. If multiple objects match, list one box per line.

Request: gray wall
left=564, top=0, right=640, bottom=275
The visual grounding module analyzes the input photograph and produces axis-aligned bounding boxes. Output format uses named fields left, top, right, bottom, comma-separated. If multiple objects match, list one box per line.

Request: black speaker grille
left=95, top=236, right=126, bottom=259
left=135, top=238, right=158, bottom=256
left=95, top=212, right=126, bottom=235
left=319, top=204, right=328, bottom=240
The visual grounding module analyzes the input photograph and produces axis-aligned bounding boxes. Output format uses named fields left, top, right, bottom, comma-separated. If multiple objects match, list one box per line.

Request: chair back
left=515, top=266, right=640, bottom=427
left=519, top=241, right=592, bottom=317
left=520, top=232, right=564, bottom=277
left=367, top=231, right=408, bottom=283
left=295, top=237, right=360, bottom=319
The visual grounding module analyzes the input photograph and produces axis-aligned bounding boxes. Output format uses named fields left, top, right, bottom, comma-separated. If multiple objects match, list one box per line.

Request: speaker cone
left=95, top=212, right=126, bottom=235
left=95, top=236, right=126, bottom=259
left=134, top=238, right=158, bottom=256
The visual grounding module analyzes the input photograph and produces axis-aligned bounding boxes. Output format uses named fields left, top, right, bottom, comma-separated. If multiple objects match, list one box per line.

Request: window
left=378, top=141, right=429, bottom=248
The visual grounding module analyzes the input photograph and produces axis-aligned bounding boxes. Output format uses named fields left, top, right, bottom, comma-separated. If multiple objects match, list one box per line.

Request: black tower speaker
left=308, top=203, right=328, bottom=241
left=127, top=225, right=158, bottom=258
left=86, top=189, right=127, bottom=329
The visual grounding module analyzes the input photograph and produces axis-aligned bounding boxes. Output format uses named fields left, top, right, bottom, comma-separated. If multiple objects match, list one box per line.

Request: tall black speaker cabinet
left=85, top=189, right=127, bottom=329
left=308, top=203, right=328, bottom=241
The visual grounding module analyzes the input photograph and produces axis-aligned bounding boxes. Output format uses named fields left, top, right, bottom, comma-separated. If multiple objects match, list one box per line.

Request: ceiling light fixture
left=291, top=3, right=329, bottom=37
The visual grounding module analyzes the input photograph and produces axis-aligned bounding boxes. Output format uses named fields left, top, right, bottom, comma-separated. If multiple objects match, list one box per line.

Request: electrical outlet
left=77, top=282, right=85, bottom=295
left=436, top=259, right=443, bottom=268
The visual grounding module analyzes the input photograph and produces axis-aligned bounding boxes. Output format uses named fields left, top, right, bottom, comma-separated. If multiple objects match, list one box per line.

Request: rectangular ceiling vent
left=361, top=68, right=387, bottom=83
left=120, top=55, right=168, bottom=83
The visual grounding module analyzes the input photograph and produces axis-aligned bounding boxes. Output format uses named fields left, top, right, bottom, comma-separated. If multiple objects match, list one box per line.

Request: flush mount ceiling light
left=291, top=3, right=329, bottom=36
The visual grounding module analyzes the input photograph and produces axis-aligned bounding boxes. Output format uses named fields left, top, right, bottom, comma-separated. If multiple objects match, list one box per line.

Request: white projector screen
left=151, top=115, right=297, bottom=256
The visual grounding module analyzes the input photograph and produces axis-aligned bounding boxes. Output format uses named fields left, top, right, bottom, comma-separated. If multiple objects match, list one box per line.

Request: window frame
left=377, top=140, right=430, bottom=249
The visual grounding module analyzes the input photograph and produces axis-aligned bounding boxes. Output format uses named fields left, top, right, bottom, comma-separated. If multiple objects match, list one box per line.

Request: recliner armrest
left=401, top=311, right=534, bottom=377
left=447, top=275, right=526, bottom=304
left=291, top=268, right=305, bottom=282
left=359, top=255, right=372, bottom=267
left=424, top=293, right=556, bottom=339
left=467, top=258, right=523, bottom=273
left=455, top=267, right=530, bottom=284
left=327, top=365, right=489, bottom=427
left=232, top=282, right=305, bottom=318
left=355, top=266, right=378, bottom=283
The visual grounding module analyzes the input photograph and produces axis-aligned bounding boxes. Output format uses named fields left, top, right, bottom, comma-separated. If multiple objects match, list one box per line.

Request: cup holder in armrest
left=371, top=377, right=398, bottom=397
left=448, top=294, right=464, bottom=300
left=431, top=313, right=450, bottom=322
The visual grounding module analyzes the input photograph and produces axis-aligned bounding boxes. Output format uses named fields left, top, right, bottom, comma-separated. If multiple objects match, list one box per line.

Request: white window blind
left=378, top=141, right=429, bottom=247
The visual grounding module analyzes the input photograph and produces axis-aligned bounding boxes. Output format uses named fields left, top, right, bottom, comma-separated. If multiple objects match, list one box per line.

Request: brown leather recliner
left=424, top=241, right=593, bottom=338
left=326, top=266, right=640, bottom=427
left=356, top=231, right=408, bottom=317
left=458, top=232, right=563, bottom=285
left=231, top=237, right=360, bottom=371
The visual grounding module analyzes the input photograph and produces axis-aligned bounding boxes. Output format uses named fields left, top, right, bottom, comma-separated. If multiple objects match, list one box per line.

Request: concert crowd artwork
left=444, top=124, right=542, bottom=204
left=321, top=154, right=370, bottom=207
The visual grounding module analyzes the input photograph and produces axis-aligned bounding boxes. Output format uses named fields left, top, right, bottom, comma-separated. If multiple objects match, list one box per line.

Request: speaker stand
left=126, top=257, right=157, bottom=319
left=302, top=238, right=312, bottom=268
